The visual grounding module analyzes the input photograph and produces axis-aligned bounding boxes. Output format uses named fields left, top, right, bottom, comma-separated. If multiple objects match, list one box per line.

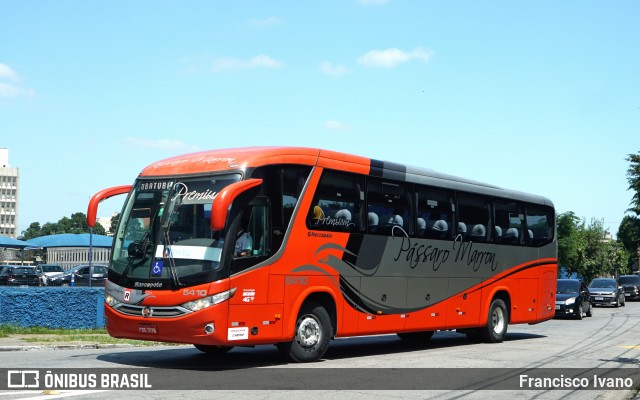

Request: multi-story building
left=0, top=148, right=19, bottom=239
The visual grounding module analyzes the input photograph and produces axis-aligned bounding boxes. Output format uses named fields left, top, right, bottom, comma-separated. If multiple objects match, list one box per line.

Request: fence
left=0, top=287, right=105, bottom=329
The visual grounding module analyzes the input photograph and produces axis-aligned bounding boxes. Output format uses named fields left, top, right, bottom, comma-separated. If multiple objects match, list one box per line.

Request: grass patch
left=0, top=325, right=106, bottom=337
left=0, top=324, right=182, bottom=346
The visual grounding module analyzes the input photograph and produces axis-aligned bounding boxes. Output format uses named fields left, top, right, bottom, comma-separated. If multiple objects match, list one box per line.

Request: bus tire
left=193, top=344, right=233, bottom=355
left=480, top=299, right=509, bottom=343
left=397, top=331, right=434, bottom=343
left=277, top=301, right=332, bottom=363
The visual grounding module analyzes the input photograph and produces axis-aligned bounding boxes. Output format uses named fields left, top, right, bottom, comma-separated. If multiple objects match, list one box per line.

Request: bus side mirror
left=87, top=185, right=133, bottom=228
left=210, top=179, right=263, bottom=231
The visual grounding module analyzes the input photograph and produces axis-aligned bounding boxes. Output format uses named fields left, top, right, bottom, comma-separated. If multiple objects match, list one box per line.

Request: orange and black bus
left=87, top=147, right=556, bottom=362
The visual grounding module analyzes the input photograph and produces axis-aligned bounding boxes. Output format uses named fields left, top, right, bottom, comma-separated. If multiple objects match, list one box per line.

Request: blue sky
left=1, top=0, right=638, bottom=238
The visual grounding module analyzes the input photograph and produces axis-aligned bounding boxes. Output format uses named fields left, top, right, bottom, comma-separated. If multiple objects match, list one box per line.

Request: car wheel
left=576, top=304, right=584, bottom=320
left=586, top=303, right=593, bottom=317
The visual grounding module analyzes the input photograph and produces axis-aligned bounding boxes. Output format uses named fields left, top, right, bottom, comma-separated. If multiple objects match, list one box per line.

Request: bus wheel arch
left=278, top=292, right=337, bottom=363
left=480, top=291, right=511, bottom=343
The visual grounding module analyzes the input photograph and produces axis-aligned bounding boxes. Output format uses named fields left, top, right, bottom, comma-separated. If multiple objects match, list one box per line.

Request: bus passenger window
left=457, top=194, right=490, bottom=242
left=367, top=179, right=412, bottom=236
left=416, top=186, right=453, bottom=240
left=525, top=205, right=553, bottom=246
left=307, top=171, right=364, bottom=233
left=494, top=200, right=524, bottom=245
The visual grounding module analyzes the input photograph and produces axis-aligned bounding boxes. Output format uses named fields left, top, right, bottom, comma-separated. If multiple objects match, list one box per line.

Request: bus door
left=227, top=198, right=284, bottom=343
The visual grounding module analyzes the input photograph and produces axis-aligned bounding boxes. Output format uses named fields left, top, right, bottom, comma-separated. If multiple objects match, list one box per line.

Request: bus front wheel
left=480, top=299, right=509, bottom=343
left=277, top=301, right=332, bottom=363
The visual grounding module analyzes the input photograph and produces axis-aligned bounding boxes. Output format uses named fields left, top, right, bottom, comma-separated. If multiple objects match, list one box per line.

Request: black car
left=0, top=266, right=41, bottom=286
left=619, top=275, right=640, bottom=301
left=588, top=278, right=625, bottom=307
left=48, top=264, right=108, bottom=287
left=555, top=279, right=592, bottom=319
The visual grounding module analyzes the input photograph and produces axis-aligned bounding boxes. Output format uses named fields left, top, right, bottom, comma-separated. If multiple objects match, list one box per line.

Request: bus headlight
left=181, top=288, right=237, bottom=312
left=105, top=294, right=120, bottom=307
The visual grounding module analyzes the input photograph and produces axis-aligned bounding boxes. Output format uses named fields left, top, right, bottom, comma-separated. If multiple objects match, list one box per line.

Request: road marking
left=620, top=345, right=640, bottom=349
left=5, top=390, right=109, bottom=400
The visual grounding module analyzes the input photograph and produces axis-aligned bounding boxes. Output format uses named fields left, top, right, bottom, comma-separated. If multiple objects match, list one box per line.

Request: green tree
left=621, top=150, right=640, bottom=271
left=557, top=211, right=581, bottom=277
left=109, top=213, right=120, bottom=235
left=20, top=212, right=106, bottom=239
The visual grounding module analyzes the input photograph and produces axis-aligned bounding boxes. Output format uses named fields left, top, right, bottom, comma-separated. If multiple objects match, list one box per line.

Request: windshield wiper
left=160, top=182, right=187, bottom=289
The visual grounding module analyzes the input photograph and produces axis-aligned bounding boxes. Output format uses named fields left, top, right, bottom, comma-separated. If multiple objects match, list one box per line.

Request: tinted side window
left=494, top=200, right=524, bottom=245
left=307, top=171, right=364, bottom=233
left=416, top=186, right=453, bottom=240
left=525, top=204, right=553, bottom=247
left=367, top=178, right=412, bottom=236
left=457, top=194, right=490, bottom=242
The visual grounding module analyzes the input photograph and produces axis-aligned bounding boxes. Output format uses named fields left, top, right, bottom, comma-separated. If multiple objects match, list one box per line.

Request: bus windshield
left=111, top=174, right=241, bottom=289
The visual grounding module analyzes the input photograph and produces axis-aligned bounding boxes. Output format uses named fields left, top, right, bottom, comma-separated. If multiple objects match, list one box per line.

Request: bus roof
left=139, top=146, right=553, bottom=207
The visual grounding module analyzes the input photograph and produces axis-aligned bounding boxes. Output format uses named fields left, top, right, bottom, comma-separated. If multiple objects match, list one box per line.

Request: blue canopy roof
left=26, top=233, right=113, bottom=249
left=0, top=235, right=29, bottom=249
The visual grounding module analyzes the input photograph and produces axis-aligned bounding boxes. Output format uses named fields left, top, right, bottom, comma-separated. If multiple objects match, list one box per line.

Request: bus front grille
left=114, top=304, right=191, bottom=318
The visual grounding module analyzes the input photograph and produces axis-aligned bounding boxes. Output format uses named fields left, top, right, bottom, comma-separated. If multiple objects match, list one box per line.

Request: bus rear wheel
left=480, top=299, right=509, bottom=343
left=193, top=344, right=233, bottom=355
left=277, top=301, right=332, bottom=363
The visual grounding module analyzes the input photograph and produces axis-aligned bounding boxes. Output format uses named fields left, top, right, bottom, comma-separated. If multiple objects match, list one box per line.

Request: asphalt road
left=1, top=301, right=639, bottom=400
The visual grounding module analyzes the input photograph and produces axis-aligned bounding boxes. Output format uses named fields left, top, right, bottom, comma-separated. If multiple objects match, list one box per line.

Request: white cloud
left=0, top=63, right=20, bottom=82
left=247, top=16, right=282, bottom=28
left=0, top=63, right=35, bottom=98
left=123, top=137, right=201, bottom=152
left=324, top=120, right=351, bottom=131
left=357, top=47, right=433, bottom=68
left=0, top=82, right=35, bottom=98
left=211, top=55, right=284, bottom=72
left=320, top=62, right=349, bottom=77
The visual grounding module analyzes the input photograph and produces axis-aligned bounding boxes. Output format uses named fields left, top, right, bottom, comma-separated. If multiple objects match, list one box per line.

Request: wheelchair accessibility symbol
left=152, top=261, right=163, bottom=277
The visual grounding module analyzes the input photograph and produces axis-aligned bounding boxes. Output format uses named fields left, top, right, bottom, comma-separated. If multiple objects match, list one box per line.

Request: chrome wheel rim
left=297, top=315, right=321, bottom=348
left=491, top=307, right=505, bottom=334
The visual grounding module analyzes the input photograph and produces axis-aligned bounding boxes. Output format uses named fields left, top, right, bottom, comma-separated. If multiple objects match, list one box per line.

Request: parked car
left=35, top=264, right=65, bottom=286
left=0, top=266, right=41, bottom=286
left=48, top=264, right=108, bottom=287
left=619, top=275, right=640, bottom=301
left=555, top=279, right=592, bottom=319
left=589, top=278, right=625, bottom=307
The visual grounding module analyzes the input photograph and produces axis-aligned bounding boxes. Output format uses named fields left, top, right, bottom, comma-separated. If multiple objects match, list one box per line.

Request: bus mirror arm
left=87, top=185, right=133, bottom=228
left=210, top=178, right=263, bottom=231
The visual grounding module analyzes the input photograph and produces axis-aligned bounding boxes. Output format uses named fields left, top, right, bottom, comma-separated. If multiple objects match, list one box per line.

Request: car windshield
left=42, top=265, right=63, bottom=273
left=619, top=276, right=640, bottom=285
left=557, top=280, right=580, bottom=294
left=14, top=268, right=36, bottom=275
left=590, top=279, right=616, bottom=288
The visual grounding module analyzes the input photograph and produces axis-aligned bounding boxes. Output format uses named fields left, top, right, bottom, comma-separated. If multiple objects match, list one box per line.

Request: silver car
left=588, top=278, right=625, bottom=307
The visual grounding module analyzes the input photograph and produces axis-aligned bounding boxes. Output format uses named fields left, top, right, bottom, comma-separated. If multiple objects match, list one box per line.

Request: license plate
left=595, top=297, right=604, bottom=301
left=555, top=305, right=560, bottom=310
left=625, top=293, right=630, bottom=297
left=138, top=324, right=158, bottom=334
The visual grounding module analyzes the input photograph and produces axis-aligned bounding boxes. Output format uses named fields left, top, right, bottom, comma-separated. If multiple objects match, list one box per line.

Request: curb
left=0, top=343, right=137, bottom=351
